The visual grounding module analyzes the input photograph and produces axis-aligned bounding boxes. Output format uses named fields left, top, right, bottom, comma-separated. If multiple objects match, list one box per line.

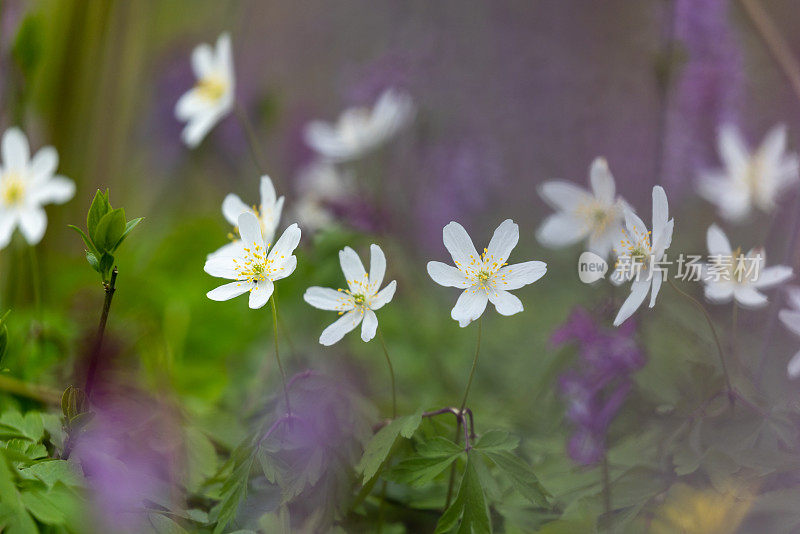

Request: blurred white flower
left=210, top=175, right=284, bottom=258
left=427, top=219, right=547, bottom=327
left=0, top=127, right=75, bottom=248
left=612, top=186, right=674, bottom=327
left=779, top=286, right=800, bottom=378
left=175, top=33, right=234, bottom=148
left=537, top=157, right=629, bottom=258
left=304, top=244, right=396, bottom=345
left=698, top=124, right=799, bottom=221
left=204, top=212, right=300, bottom=309
left=291, top=160, right=354, bottom=233
left=304, top=88, right=414, bottom=162
left=703, top=224, right=793, bottom=308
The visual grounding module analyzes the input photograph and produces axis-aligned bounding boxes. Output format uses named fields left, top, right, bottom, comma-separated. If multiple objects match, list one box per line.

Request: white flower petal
left=175, top=90, right=206, bottom=121
left=706, top=224, right=732, bottom=256
left=538, top=181, right=592, bottom=211
left=734, top=286, right=769, bottom=308
left=760, top=124, right=787, bottom=163
left=30, top=146, right=58, bottom=181
left=272, top=255, right=297, bottom=281
left=181, top=109, right=222, bottom=148
left=652, top=219, right=674, bottom=256
left=780, top=310, right=800, bottom=337
left=29, top=176, right=75, bottom=205
left=536, top=213, right=588, bottom=248
left=427, top=261, right=470, bottom=288
left=304, top=121, right=351, bottom=161
left=0, top=212, right=17, bottom=249
left=788, top=350, right=800, bottom=379
left=486, top=219, right=519, bottom=266
left=208, top=240, right=244, bottom=260
left=704, top=281, right=735, bottom=304
left=260, top=175, right=277, bottom=208
left=488, top=289, right=523, bottom=316
left=718, top=124, right=749, bottom=171
left=207, top=281, right=251, bottom=301
left=442, top=221, right=480, bottom=270
left=2, top=127, right=29, bottom=171
left=613, top=278, right=650, bottom=326
left=451, top=287, right=488, bottom=327
left=237, top=212, right=264, bottom=250
left=222, top=194, right=251, bottom=226
left=19, top=208, right=46, bottom=245
left=319, top=310, right=362, bottom=346
left=496, top=261, right=547, bottom=290
left=339, top=246, right=367, bottom=290
left=204, top=256, right=239, bottom=279
left=649, top=271, right=663, bottom=308
left=304, top=287, right=353, bottom=311
left=216, top=33, right=233, bottom=80
left=370, top=280, right=397, bottom=310
left=361, top=309, right=378, bottom=342
left=589, top=157, right=615, bottom=204
left=651, top=186, right=669, bottom=246
left=622, top=208, right=648, bottom=240
left=786, top=286, right=800, bottom=311
left=191, top=43, right=215, bottom=79
left=369, top=244, right=386, bottom=292
left=248, top=280, right=274, bottom=309
left=753, top=265, right=793, bottom=289
left=267, top=223, right=301, bottom=272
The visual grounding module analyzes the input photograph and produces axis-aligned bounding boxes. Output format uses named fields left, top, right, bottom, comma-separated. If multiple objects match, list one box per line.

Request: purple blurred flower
left=73, top=391, right=183, bottom=533
left=553, top=307, right=644, bottom=466
left=662, top=0, right=743, bottom=193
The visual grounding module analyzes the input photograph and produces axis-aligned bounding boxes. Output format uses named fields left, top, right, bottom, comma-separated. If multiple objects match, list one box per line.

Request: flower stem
left=667, top=278, right=733, bottom=405
left=445, top=317, right=483, bottom=508
left=85, top=266, right=117, bottom=401
left=459, top=317, right=483, bottom=412
left=376, top=327, right=397, bottom=419
left=28, top=245, right=41, bottom=313
left=269, top=295, right=291, bottom=416
left=234, top=102, right=268, bottom=176
left=0, top=374, right=60, bottom=405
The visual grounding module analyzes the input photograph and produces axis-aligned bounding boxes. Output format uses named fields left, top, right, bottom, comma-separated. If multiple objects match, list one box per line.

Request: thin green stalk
left=28, top=245, right=41, bottom=312
left=0, top=374, right=60, bottom=405
left=667, top=278, right=733, bottom=404
left=85, top=267, right=118, bottom=400
left=269, top=295, right=291, bottom=416
left=445, top=317, right=483, bottom=508
left=376, top=327, right=397, bottom=419
left=234, top=102, right=268, bottom=175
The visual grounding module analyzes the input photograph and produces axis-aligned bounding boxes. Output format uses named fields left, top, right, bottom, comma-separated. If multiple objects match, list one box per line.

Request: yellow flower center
left=195, top=75, right=227, bottom=101
left=1, top=173, right=25, bottom=206
left=233, top=242, right=274, bottom=287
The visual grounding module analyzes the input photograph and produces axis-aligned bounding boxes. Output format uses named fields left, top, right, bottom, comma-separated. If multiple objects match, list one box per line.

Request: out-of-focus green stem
left=269, top=295, right=291, bottom=416
left=377, top=327, right=397, bottom=419
left=234, top=103, right=268, bottom=175
left=0, top=375, right=60, bottom=405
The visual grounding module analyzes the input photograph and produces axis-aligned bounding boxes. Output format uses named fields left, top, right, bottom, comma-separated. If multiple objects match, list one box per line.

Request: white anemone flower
left=779, top=286, right=800, bottom=378
left=204, top=212, right=300, bottom=309
left=304, top=244, right=397, bottom=345
left=0, top=127, right=75, bottom=248
left=175, top=33, right=234, bottom=148
left=303, top=88, right=414, bottom=162
left=210, top=175, right=284, bottom=258
left=291, top=160, right=354, bottom=233
left=427, top=219, right=547, bottom=327
left=536, top=157, right=629, bottom=258
left=611, top=186, right=674, bottom=327
left=703, top=224, right=793, bottom=308
left=698, top=124, right=799, bottom=221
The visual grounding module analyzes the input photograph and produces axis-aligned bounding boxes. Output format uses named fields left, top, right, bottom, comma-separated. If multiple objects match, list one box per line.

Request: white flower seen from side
left=779, top=286, right=800, bottom=378
left=703, top=224, right=793, bottom=308
left=204, top=212, right=301, bottom=309
left=291, top=160, right=354, bottom=233
left=0, top=127, right=75, bottom=248
left=427, top=219, right=547, bottom=327
left=304, top=88, right=414, bottom=162
left=304, top=244, right=396, bottom=345
left=537, top=157, right=629, bottom=258
left=210, top=175, right=284, bottom=258
left=698, top=124, right=800, bottom=222
left=611, top=185, right=674, bottom=327
left=175, top=33, right=234, bottom=148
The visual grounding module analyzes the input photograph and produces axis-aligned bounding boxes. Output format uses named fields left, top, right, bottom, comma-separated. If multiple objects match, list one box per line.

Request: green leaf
left=434, top=456, right=492, bottom=534
left=386, top=437, right=463, bottom=487
left=212, top=438, right=256, bottom=534
left=68, top=224, right=100, bottom=257
left=185, top=427, right=218, bottom=493
left=12, top=14, right=43, bottom=77
left=356, top=412, right=422, bottom=484
left=114, top=217, right=143, bottom=250
left=87, top=189, right=110, bottom=244
left=94, top=208, right=126, bottom=252
left=0, top=450, right=37, bottom=534
left=478, top=450, right=549, bottom=507
left=19, top=460, right=83, bottom=489
left=148, top=513, right=190, bottom=534
left=474, top=430, right=519, bottom=453
left=258, top=506, right=290, bottom=533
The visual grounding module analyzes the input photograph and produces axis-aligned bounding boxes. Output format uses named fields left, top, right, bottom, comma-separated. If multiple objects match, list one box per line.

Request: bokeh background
left=2, top=1, right=800, bottom=532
